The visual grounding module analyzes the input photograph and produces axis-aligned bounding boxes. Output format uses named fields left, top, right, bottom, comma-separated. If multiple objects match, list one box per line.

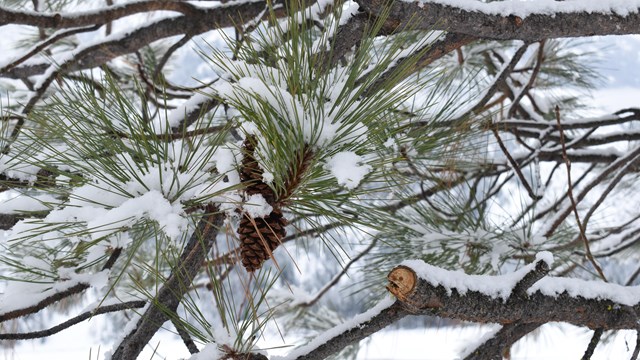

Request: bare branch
left=581, top=328, right=604, bottom=360
left=0, top=1, right=201, bottom=28
left=0, top=300, right=146, bottom=340
left=297, top=238, right=378, bottom=307
left=555, top=106, right=606, bottom=281
left=171, top=318, right=200, bottom=355
left=0, top=248, right=122, bottom=322
left=288, top=300, right=409, bottom=360
left=463, top=322, right=542, bottom=360
left=2, top=2, right=269, bottom=80
left=491, top=127, right=540, bottom=200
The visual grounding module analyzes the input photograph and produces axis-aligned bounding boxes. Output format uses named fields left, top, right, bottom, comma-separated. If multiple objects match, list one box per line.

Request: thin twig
left=298, top=238, right=378, bottom=307
left=171, top=318, right=200, bottom=354
left=0, top=248, right=122, bottom=322
left=581, top=328, right=603, bottom=360
left=0, top=300, right=146, bottom=340
left=507, top=40, right=545, bottom=118
left=153, top=34, right=193, bottom=82
left=491, top=127, right=540, bottom=200
left=555, top=106, right=606, bottom=281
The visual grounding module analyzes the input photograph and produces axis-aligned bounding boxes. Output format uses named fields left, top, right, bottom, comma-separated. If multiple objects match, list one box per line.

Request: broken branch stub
left=387, top=265, right=417, bottom=300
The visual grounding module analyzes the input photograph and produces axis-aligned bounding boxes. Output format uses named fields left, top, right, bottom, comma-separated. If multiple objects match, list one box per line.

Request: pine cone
left=238, top=135, right=286, bottom=272
left=239, top=210, right=287, bottom=272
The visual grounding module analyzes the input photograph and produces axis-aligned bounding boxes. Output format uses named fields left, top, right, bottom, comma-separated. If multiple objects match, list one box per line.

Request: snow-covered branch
left=388, top=255, right=640, bottom=331
left=358, top=0, right=640, bottom=41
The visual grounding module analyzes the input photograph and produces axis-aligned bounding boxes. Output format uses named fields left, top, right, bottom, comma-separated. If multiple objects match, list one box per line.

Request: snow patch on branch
left=412, top=0, right=640, bottom=18
left=405, top=253, right=640, bottom=307
left=275, top=297, right=395, bottom=360
left=402, top=258, right=540, bottom=300
left=0, top=270, right=109, bottom=315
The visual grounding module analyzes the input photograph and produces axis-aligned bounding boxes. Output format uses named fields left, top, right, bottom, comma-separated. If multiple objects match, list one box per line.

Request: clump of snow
left=212, top=143, right=241, bottom=178
left=403, top=259, right=528, bottom=300
left=0, top=193, right=58, bottom=213
left=535, top=251, right=554, bottom=267
left=84, top=190, right=187, bottom=241
left=324, top=151, right=371, bottom=189
left=0, top=270, right=110, bottom=314
left=243, top=194, right=273, bottom=218
left=189, top=344, right=223, bottom=360
left=262, top=172, right=274, bottom=183
left=530, top=277, right=640, bottom=307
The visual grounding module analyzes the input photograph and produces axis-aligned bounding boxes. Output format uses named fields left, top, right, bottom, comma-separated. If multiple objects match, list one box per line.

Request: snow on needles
left=404, top=252, right=640, bottom=306
left=325, top=151, right=371, bottom=189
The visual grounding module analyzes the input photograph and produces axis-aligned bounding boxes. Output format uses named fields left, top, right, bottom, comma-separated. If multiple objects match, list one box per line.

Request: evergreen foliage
left=0, top=0, right=639, bottom=359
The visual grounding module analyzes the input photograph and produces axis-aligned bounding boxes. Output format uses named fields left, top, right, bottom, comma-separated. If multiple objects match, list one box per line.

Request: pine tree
left=1, top=1, right=640, bottom=359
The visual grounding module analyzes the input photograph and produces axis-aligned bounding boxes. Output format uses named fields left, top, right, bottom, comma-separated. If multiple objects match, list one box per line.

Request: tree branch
left=0, top=300, right=146, bottom=340
left=359, top=0, right=640, bottom=41
left=0, top=248, right=122, bottom=322
left=463, top=322, right=542, bottom=360
left=386, top=257, right=640, bottom=331
left=285, top=299, right=409, bottom=360
left=2, top=2, right=269, bottom=80
left=110, top=210, right=222, bottom=360
left=0, top=1, right=201, bottom=28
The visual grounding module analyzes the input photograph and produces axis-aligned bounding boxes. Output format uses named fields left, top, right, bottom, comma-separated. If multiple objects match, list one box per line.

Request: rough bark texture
left=294, top=301, right=410, bottom=360
left=387, top=261, right=640, bottom=331
left=463, top=322, right=542, bottom=360
left=110, top=211, right=222, bottom=360
left=358, top=0, right=640, bottom=41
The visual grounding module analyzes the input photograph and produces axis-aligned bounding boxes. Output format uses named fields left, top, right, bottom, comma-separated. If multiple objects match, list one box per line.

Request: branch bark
left=2, top=2, right=268, bottom=79
left=0, top=300, right=146, bottom=340
left=387, top=258, right=640, bottom=331
left=358, top=0, right=640, bottom=41
left=110, top=210, right=222, bottom=360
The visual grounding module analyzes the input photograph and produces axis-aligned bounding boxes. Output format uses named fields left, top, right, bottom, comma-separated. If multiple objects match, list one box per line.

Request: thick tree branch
left=285, top=299, right=409, bottom=360
left=463, top=322, right=542, bottom=360
left=359, top=0, right=640, bottom=41
left=387, top=257, right=640, bottom=331
left=110, top=210, right=222, bottom=360
left=2, top=2, right=269, bottom=80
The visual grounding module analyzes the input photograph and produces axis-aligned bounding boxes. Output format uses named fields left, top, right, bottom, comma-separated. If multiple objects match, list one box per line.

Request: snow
left=410, top=0, right=640, bottom=18
left=405, top=256, right=640, bottom=306
left=403, top=258, right=540, bottom=300
left=275, top=297, right=396, bottom=360
left=189, top=344, right=223, bottom=360
left=0, top=270, right=109, bottom=315
left=243, top=194, right=273, bottom=218
left=0, top=193, right=57, bottom=213
left=535, top=251, right=554, bottom=267
left=160, top=91, right=214, bottom=131
left=324, top=151, right=372, bottom=190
